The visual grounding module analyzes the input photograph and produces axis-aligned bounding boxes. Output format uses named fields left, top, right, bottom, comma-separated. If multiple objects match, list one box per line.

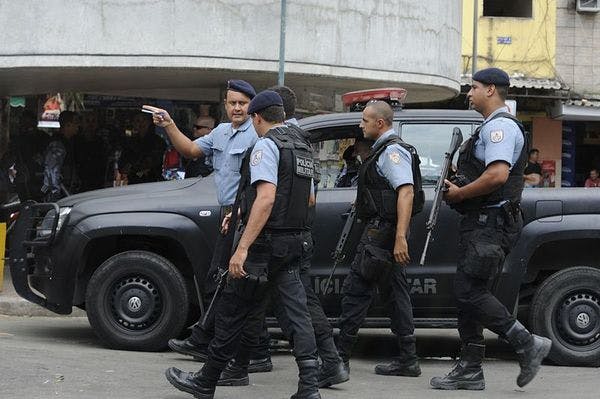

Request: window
left=400, top=124, right=473, bottom=184
left=309, top=125, right=363, bottom=189
left=483, top=0, right=532, bottom=18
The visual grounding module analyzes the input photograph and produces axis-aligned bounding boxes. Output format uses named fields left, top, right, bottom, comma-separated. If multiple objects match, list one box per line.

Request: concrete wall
left=556, top=0, right=600, bottom=96
left=0, top=0, right=463, bottom=107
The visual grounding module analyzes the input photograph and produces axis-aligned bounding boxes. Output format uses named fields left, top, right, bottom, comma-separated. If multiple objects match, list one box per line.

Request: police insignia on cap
left=389, top=152, right=401, bottom=164
left=490, top=130, right=504, bottom=143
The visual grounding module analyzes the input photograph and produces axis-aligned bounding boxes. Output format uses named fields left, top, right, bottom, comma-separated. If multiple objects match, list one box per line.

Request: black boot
left=317, top=335, right=349, bottom=388
left=165, top=360, right=224, bottom=399
left=505, top=321, right=552, bottom=388
left=248, top=356, right=273, bottom=373
left=318, top=360, right=349, bottom=388
left=430, top=343, right=486, bottom=390
left=290, top=359, right=321, bottom=399
left=374, top=334, right=421, bottom=377
left=335, top=333, right=357, bottom=375
left=168, top=337, right=208, bottom=362
left=217, top=359, right=249, bottom=386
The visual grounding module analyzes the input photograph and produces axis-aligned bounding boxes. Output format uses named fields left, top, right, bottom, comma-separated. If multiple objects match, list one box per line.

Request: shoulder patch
left=490, top=130, right=504, bottom=143
left=250, top=150, right=263, bottom=166
left=388, top=151, right=401, bottom=164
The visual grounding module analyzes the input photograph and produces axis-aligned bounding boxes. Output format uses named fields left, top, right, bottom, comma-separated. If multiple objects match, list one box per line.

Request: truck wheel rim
left=109, top=275, right=162, bottom=332
left=554, top=290, right=600, bottom=350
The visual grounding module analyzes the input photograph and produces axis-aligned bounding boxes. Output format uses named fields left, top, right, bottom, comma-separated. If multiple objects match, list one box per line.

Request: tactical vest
left=356, top=135, right=424, bottom=222
left=454, top=112, right=529, bottom=212
left=240, top=125, right=315, bottom=231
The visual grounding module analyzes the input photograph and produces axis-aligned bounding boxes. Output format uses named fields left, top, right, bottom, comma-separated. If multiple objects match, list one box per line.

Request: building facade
left=0, top=0, right=463, bottom=110
left=462, top=0, right=600, bottom=187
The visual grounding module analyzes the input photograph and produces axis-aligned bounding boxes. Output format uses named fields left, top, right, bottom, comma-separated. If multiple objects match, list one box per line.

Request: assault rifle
left=419, top=127, right=464, bottom=266
left=324, top=204, right=360, bottom=293
left=200, top=269, right=228, bottom=329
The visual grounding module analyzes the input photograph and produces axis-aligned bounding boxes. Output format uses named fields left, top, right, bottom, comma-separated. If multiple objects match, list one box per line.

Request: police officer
left=430, top=68, right=551, bottom=390
left=216, top=86, right=348, bottom=389
left=336, top=101, right=421, bottom=377
left=41, top=111, right=80, bottom=201
left=165, top=90, right=321, bottom=399
left=143, top=80, right=264, bottom=366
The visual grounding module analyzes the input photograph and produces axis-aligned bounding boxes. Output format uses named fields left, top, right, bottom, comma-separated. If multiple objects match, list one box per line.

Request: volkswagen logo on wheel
left=576, top=312, right=590, bottom=328
left=128, top=296, right=142, bottom=312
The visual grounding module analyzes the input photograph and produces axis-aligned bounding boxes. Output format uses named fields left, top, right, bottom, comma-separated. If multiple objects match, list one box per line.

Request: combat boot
left=168, top=337, right=208, bottom=362
left=216, top=359, right=249, bottom=386
left=318, top=360, right=349, bottom=388
left=430, top=343, right=486, bottom=390
left=290, top=359, right=321, bottom=399
left=248, top=356, right=273, bottom=373
left=335, top=332, right=357, bottom=375
left=165, top=360, right=225, bottom=399
left=317, top=335, right=349, bottom=388
left=504, top=320, right=552, bottom=387
left=374, top=334, right=421, bottom=377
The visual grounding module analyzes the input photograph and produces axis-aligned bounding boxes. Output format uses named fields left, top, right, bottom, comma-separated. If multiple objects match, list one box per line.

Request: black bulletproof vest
left=356, top=135, right=423, bottom=221
left=240, top=125, right=314, bottom=231
left=455, top=111, right=529, bottom=211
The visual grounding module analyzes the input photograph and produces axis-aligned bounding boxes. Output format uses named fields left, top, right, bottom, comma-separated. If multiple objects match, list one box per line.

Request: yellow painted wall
left=462, top=0, right=556, bottom=78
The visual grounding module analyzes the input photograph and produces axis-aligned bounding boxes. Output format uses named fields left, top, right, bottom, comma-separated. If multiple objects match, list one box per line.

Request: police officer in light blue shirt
left=143, top=79, right=262, bottom=363
left=433, top=67, right=551, bottom=391
left=144, top=80, right=258, bottom=207
left=337, top=100, right=421, bottom=378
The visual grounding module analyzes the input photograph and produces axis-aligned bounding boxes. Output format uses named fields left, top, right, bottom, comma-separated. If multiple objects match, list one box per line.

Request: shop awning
left=551, top=100, right=600, bottom=121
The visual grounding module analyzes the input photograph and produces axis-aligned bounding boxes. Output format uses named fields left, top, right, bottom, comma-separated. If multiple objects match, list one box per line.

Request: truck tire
left=85, top=250, right=189, bottom=351
left=529, top=266, right=600, bottom=367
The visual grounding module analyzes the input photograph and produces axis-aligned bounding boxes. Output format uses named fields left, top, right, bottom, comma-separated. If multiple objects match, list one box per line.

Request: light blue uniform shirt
left=474, top=106, right=524, bottom=169
left=372, top=129, right=414, bottom=190
left=194, top=117, right=257, bottom=205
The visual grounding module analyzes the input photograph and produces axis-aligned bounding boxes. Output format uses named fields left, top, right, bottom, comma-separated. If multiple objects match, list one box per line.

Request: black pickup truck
left=8, top=109, right=600, bottom=367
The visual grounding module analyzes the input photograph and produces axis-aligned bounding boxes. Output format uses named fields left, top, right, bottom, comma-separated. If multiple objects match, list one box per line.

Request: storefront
left=552, top=100, right=600, bottom=187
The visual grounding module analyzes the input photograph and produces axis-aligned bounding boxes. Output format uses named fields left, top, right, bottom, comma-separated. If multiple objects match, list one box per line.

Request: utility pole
left=472, top=0, right=479, bottom=76
left=278, top=0, right=287, bottom=86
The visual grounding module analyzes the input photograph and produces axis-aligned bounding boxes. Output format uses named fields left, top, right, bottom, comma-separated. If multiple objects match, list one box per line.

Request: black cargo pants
left=338, top=218, right=415, bottom=358
left=190, top=206, right=233, bottom=346
left=272, top=231, right=339, bottom=364
left=454, top=206, right=523, bottom=345
left=206, top=231, right=318, bottom=365
left=234, top=231, right=338, bottom=365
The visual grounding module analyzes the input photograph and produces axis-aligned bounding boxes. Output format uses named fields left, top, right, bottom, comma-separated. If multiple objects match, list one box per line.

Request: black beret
left=227, top=79, right=256, bottom=99
left=472, top=67, right=510, bottom=86
left=248, top=90, right=283, bottom=114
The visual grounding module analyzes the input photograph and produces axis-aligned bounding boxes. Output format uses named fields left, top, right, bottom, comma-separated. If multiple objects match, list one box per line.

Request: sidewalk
left=0, top=265, right=85, bottom=317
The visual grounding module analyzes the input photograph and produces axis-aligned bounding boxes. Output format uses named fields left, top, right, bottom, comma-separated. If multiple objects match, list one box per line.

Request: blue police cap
left=472, top=67, right=510, bottom=86
left=247, top=90, right=283, bottom=114
left=227, top=79, right=256, bottom=99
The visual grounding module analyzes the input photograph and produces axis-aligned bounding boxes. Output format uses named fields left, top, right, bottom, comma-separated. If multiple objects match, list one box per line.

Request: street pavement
left=0, top=315, right=597, bottom=399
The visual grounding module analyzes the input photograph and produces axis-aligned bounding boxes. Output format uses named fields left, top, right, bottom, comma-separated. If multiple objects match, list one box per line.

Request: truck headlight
left=37, top=207, right=72, bottom=238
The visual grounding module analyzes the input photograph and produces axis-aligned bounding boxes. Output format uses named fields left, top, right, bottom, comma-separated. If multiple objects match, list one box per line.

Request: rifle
left=324, top=203, right=359, bottom=293
left=200, top=269, right=228, bottom=329
left=419, top=127, right=464, bottom=266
